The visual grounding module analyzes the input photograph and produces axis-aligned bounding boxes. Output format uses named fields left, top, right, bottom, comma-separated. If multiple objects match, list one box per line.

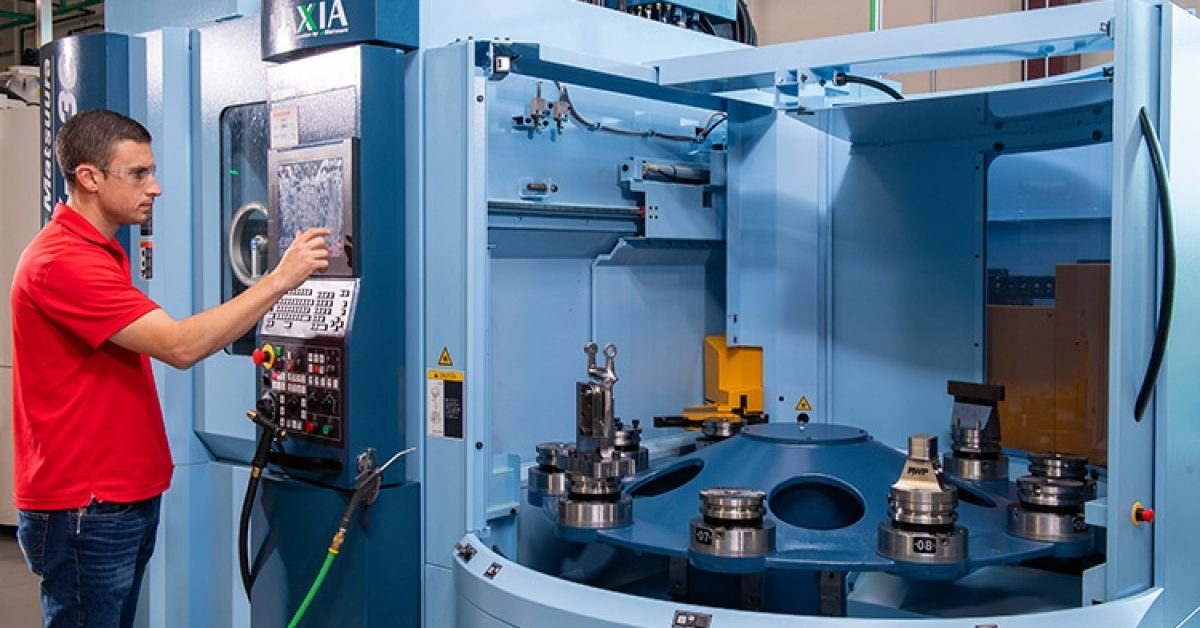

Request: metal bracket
left=487, top=41, right=512, bottom=80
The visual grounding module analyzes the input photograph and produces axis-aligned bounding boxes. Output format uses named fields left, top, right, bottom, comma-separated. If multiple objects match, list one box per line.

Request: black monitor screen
left=276, top=157, right=346, bottom=260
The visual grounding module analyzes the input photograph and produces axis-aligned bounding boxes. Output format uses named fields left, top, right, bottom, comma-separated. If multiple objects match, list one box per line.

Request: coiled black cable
left=1133, top=106, right=1176, bottom=422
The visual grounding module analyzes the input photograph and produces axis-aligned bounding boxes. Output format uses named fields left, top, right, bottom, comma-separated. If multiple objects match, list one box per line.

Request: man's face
left=94, top=139, right=161, bottom=225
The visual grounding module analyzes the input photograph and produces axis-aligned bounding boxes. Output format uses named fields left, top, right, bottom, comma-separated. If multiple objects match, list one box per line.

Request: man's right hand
left=273, top=228, right=331, bottom=290
left=109, top=227, right=333, bottom=370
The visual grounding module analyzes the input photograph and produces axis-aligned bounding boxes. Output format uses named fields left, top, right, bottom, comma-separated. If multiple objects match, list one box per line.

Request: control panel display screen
left=276, top=157, right=346, bottom=259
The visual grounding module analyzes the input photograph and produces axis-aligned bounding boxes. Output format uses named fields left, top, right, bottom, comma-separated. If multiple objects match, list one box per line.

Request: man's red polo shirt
left=10, top=203, right=173, bottom=511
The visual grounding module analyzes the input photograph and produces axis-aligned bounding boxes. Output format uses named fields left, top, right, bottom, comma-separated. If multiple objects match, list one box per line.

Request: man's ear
left=73, top=164, right=103, bottom=193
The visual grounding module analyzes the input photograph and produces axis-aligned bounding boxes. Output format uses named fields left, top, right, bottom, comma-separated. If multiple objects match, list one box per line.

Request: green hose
left=287, top=549, right=338, bottom=628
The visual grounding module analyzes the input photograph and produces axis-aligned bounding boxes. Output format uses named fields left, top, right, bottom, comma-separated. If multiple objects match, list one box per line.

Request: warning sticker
left=269, top=107, right=299, bottom=149
left=427, top=369, right=464, bottom=439
left=795, top=396, right=813, bottom=412
left=438, top=347, right=454, bottom=367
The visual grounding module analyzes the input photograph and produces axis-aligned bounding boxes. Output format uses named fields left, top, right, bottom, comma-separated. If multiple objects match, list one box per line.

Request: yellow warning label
left=795, top=396, right=813, bottom=412
left=438, top=347, right=454, bottom=367
left=427, top=369, right=464, bottom=382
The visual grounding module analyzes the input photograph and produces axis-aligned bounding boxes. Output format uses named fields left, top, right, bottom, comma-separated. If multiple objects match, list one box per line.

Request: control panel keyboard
left=261, top=278, right=358, bottom=339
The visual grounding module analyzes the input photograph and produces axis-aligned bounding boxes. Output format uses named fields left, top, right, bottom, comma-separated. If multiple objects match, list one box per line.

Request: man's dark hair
left=55, top=109, right=152, bottom=188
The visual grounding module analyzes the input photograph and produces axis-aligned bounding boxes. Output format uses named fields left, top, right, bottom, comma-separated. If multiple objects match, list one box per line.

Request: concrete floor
left=0, top=525, right=43, bottom=627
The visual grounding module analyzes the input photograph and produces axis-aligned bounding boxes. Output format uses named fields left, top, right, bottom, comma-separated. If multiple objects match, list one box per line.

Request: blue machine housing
left=38, top=33, right=145, bottom=247
left=247, top=43, right=418, bottom=627
left=88, top=0, right=1200, bottom=626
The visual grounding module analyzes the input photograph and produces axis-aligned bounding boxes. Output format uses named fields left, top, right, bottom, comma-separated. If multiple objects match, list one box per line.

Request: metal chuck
left=613, top=419, right=649, bottom=475
left=528, top=441, right=573, bottom=506
left=1007, top=452, right=1095, bottom=545
left=696, top=418, right=745, bottom=449
left=689, top=488, right=775, bottom=557
left=942, top=381, right=1008, bottom=481
left=558, top=342, right=633, bottom=529
left=878, top=435, right=968, bottom=564
left=559, top=461, right=633, bottom=529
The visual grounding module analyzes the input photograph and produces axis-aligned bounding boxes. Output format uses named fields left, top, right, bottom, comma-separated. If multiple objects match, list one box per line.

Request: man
left=10, top=109, right=330, bottom=627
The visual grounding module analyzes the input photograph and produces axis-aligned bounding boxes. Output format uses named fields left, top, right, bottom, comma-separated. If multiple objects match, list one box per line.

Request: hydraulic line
left=239, top=408, right=281, bottom=599
left=287, top=490, right=363, bottom=628
left=287, top=552, right=336, bottom=628
left=284, top=447, right=413, bottom=627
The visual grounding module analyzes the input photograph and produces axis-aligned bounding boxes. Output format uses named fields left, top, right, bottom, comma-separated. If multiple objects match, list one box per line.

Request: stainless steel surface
left=889, top=485, right=959, bottom=527
left=535, top=441, right=574, bottom=468
left=228, top=202, right=268, bottom=286
left=487, top=199, right=642, bottom=221
left=567, top=473, right=623, bottom=497
left=907, top=434, right=938, bottom=461
left=877, top=522, right=968, bottom=564
left=949, top=402, right=1002, bottom=456
left=699, top=487, right=767, bottom=522
left=1006, top=504, right=1092, bottom=543
left=576, top=343, right=619, bottom=456
left=568, top=455, right=625, bottom=479
left=558, top=495, right=633, bottom=529
left=689, top=518, right=776, bottom=557
left=612, top=419, right=642, bottom=449
left=888, top=433, right=959, bottom=527
left=943, top=452, right=1008, bottom=481
left=1029, top=452, right=1089, bottom=480
left=614, top=450, right=647, bottom=476
left=1016, top=476, right=1095, bottom=509
left=701, top=418, right=744, bottom=439
left=528, top=467, right=569, bottom=506
left=612, top=418, right=648, bottom=474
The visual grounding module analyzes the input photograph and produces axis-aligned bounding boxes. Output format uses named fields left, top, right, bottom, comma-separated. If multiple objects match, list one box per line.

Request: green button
left=322, top=425, right=332, bottom=436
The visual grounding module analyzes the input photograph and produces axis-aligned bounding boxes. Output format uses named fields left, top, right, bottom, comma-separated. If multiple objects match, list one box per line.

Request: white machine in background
left=0, top=85, right=40, bottom=527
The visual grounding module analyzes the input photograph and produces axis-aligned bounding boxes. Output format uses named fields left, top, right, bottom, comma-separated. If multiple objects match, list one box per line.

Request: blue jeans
left=17, top=496, right=161, bottom=628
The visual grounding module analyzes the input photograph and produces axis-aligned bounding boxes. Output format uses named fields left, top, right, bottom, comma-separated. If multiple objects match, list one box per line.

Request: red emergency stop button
left=1132, top=501, right=1155, bottom=526
left=251, top=344, right=276, bottom=369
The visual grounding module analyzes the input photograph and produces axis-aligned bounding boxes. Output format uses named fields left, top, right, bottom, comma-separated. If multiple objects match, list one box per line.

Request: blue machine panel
left=38, top=33, right=144, bottom=242
left=192, top=18, right=274, bottom=465
left=93, top=2, right=1200, bottom=627
left=830, top=141, right=985, bottom=448
left=1153, top=5, right=1200, bottom=625
left=261, top=0, right=418, bottom=61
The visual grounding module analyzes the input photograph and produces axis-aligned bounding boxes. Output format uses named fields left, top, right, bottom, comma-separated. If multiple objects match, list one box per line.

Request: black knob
left=256, top=394, right=276, bottom=417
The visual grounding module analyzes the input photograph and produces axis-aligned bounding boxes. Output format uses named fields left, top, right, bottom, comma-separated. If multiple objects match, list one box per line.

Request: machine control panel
left=257, top=278, right=358, bottom=447
left=261, top=278, right=357, bottom=339
left=262, top=344, right=345, bottom=446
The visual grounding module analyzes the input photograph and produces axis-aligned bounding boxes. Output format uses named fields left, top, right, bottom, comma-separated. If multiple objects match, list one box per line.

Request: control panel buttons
left=1132, top=501, right=1155, bottom=526
left=252, top=344, right=277, bottom=369
left=255, top=339, right=346, bottom=447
